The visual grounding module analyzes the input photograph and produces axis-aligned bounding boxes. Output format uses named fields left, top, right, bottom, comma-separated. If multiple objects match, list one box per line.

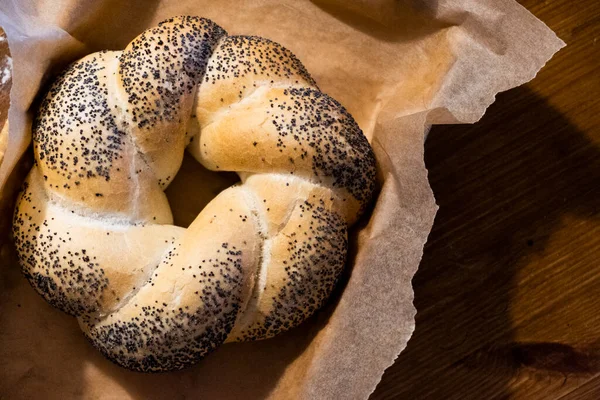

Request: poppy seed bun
left=12, top=16, right=376, bottom=372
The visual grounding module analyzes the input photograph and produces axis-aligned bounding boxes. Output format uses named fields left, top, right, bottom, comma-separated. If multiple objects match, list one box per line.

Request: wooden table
left=0, top=1, right=597, bottom=399
left=372, top=1, right=600, bottom=399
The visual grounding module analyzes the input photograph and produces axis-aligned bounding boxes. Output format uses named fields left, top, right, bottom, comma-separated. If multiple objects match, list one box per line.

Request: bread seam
left=227, top=184, right=270, bottom=336
left=85, top=240, right=180, bottom=325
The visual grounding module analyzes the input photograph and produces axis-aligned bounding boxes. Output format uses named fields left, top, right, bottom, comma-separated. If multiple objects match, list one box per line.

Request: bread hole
left=164, top=152, right=239, bottom=228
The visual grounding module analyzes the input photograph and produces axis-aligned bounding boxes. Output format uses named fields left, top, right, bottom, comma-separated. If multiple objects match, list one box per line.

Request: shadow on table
left=371, top=86, right=600, bottom=399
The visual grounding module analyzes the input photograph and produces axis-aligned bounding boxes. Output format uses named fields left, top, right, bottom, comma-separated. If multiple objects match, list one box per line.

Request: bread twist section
left=12, top=16, right=376, bottom=372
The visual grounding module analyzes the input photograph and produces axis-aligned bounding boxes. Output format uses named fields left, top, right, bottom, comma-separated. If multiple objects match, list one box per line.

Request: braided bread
left=12, top=16, right=376, bottom=372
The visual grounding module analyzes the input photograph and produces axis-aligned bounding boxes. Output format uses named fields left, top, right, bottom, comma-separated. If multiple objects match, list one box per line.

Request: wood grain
left=371, top=0, right=600, bottom=399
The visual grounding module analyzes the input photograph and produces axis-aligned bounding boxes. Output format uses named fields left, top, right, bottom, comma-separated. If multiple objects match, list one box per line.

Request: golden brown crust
left=226, top=174, right=347, bottom=342
left=13, top=16, right=376, bottom=372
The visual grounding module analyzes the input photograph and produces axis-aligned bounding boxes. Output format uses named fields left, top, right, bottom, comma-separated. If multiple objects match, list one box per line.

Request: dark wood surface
left=372, top=0, right=600, bottom=399
left=0, top=1, right=597, bottom=399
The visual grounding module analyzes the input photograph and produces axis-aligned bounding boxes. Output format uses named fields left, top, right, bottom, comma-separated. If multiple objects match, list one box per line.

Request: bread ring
left=12, top=16, right=376, bottom=372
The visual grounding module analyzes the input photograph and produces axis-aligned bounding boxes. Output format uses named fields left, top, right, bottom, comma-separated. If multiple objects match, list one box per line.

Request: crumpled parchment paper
left=0, top=1, right=564, bottom=399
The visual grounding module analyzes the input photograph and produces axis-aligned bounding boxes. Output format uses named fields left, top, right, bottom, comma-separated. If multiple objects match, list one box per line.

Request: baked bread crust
left=12, top=16, right=376, bottom=372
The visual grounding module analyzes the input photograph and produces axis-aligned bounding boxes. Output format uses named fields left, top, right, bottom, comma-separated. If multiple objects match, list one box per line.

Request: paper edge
left=429, top=0, right=566, bottom=125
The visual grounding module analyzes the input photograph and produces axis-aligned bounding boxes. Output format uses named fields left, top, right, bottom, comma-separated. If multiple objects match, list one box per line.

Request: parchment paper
left=0, top=1, right=563, bottom=399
